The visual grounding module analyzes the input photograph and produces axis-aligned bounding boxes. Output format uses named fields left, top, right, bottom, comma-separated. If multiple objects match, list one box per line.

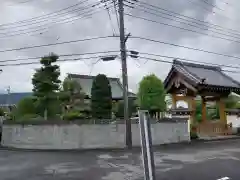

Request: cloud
left=0, top=0, right=239, bottom=93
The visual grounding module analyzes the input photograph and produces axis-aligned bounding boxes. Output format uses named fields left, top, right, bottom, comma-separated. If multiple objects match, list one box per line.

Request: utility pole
left=118, top=0, right=132, bottom=149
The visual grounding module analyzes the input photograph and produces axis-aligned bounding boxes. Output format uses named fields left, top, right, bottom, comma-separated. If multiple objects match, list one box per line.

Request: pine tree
left=32, top=53, right=61, bottom=119
left=91, top=74, right=112, bottom=119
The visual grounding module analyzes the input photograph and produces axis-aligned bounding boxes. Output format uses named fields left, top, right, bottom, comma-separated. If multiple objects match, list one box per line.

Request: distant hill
left=0, top=92, right=32, bottom=105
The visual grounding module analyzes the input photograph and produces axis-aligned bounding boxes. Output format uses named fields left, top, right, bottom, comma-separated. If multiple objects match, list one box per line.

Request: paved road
left=1, top=140, right=240, bottom=180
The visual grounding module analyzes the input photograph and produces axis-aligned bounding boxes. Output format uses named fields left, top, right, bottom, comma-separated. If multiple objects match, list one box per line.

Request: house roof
left=164, top=60, right=240, bottom=92
left=0, top=92, right=32, bottom=105
left=68, top=74, right=136, bottom=99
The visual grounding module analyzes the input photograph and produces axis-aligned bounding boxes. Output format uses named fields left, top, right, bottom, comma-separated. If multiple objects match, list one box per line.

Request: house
left=67, top=74, right=136, bottom=101
left=0, top=74, right=137, bottom=110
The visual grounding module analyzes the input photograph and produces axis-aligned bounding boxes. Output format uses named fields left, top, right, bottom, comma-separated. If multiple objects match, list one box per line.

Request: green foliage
left=115, top=98, right=137, bottom=118
left=32, top=53, right=61, bottom=118
left=62, top=77, right=82, bottom=93
left=91, top=74, right=112, bottom=119
left=195, top=100, right=202, bottom=123
left=112, top=100, right=118, bottom=114
left=207, top=105, right=220, bottom=120
left=0, top=108, right=5, bottom=116
left=224, top=94, right=239, bottom=109
left=4, top=113, right=44, bottom=124
left=62, top=111, right=85, bottom=121
left=16, top=114, right=43, bottom=122
left=190, top=125, right=198, bottom=139
left=15, top=97, right=37, bottom=116
left=60, top=77, right=87, bottom=113
left=194, top=100, right=220, bottom=122
left=235, top=102, right=240, bottom=108
left=190, top=131, right=199, bottom=139
left=137, top=74, right=166, bottom=111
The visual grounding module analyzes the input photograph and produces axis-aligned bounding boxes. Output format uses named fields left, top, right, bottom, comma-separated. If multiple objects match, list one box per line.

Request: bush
left=190, top=125, right=198, bottom=139
left=190, top=124, right=199, bottom=140
left=16, top=97, right=37, bottom=116
left=115, top=98, right=137, bottom=118
left=15, top=114, right=44, bottom=122
left=190, top=131, right=199, bottom=140
left=3, top=113, right=44, bottom=124
left=62, top=111, right=85, bottom=121
left=0, top=108, right=5, bottom=116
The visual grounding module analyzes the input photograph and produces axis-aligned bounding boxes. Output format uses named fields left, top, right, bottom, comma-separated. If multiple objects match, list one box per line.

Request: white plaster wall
left=227, top=115, right=240, bottom=128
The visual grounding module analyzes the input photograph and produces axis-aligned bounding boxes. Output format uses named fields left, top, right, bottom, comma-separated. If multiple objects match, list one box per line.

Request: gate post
left=138, top=110, right=156, bottom=180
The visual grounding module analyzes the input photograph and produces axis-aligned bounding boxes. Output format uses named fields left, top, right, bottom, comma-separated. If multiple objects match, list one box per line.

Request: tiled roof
left=165, top=60, right=240, bottom=89
left=68, top=74, right=136, bottom=99
left=0, top=92, right=32, bottom=105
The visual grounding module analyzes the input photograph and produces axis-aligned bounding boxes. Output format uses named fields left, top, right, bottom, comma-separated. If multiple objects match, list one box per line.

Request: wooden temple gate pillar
left=189, top=98, right=196, bottom=125
left=201, top=97, right=207, bottom=123
left=218, top=98, right=227, bottom=124
left=171, top=93, right=195, bottom=124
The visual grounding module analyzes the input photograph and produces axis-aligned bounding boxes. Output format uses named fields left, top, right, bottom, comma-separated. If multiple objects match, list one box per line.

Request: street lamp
left=129, top=50, right=139, bottom=58
left=100, top=55, right=118, bottom=62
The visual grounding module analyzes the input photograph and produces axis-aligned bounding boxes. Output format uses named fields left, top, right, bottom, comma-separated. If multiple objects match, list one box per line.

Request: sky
left=0, top=0, right=240, bottom=93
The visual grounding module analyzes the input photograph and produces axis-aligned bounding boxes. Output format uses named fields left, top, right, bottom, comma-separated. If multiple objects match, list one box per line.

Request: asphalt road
left=1, top=140, right=240, bottom=180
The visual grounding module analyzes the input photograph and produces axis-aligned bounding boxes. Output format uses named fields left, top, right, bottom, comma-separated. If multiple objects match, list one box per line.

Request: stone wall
left=2, top=120, right=190, bottom=150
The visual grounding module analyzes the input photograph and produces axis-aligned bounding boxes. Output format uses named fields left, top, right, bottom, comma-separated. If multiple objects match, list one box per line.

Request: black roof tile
left=68, top=74, right=136, bottom=99
left=171, top=60, right=240, bottom=88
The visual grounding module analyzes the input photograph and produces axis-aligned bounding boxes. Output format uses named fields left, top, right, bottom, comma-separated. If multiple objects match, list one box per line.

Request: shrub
left=0, top=108, right=5, bottom=116
left=15, top=114, right=44, bottom=122
left=190, top=131, right=199, bottom=140
left=3, top=113, right=44, bottom=125
left=62, top=111, right=85, bottom=121
left=190, top=125, right=199, bottom=140
left=115, top=99, right=137, bottom=118
left=16, top=97, right=37, bottom=116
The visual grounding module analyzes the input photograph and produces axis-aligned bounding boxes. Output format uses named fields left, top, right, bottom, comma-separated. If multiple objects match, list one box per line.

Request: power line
left=0, top=7, right=108, bottom=39
left=0, top=2, right=111, bottom=38
left=125, top=3, right=240, bottom=40
left=134, top=55, right=240, bottom=74
left=134, top=51, right=240, bottom=69
left=0, top=50, right=120, bottom=63
left=125, top=13, right=240, bottom=45
left=0, top=0, right=98, bottom=31
left=2, top=50, right=240, bottom=74
left=103, top=1, right=117, bottom=35
left=0, top=0, right=91, bottom=27
left=0, top=36, right=118, bottom=53
left=131, top=0, right=240, bottom=36
left=2, top=49, right=239, bottom=70
left=113, top=0, right=120, bottom=33
left=0, top=55, right=104, bottom=67
left=129, top=36, right=240, bottom=61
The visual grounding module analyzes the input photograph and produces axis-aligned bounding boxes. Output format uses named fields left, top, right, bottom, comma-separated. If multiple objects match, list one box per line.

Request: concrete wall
left=227, top=115, right=240, bottom=127
left=2, top=121, right=190, bottom=150
left=227, top=115, right=240, bottom=134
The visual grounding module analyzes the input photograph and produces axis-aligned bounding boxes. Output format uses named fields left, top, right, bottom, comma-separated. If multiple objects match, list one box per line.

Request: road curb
left=1, top=137, right=240, bottom=153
